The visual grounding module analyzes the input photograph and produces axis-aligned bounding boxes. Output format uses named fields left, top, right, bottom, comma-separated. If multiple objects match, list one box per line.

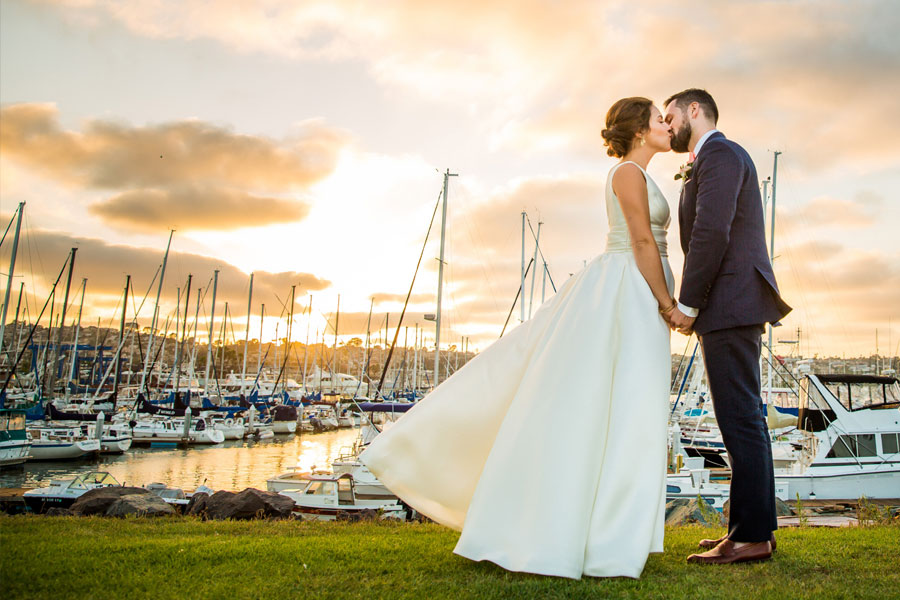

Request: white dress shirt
left=677, top=129, right=719, bottom=318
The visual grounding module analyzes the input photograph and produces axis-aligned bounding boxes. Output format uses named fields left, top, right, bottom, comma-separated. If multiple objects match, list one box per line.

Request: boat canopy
left=816, top=374, right=900, bottom=412
left=0, top=409, right=28, bottom=442
left=69, top=472, right=120, bottom=489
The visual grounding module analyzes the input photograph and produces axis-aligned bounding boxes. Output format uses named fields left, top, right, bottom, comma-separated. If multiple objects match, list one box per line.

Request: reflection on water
left=0, top=428, right=361, bottom=492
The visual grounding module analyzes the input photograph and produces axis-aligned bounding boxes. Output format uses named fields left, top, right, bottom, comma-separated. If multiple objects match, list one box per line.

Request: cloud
left=88, top=186, right=310, bottom=232
left=774, top=241, right=900, bottom=355
left=779, top=195, right=877, bottom=231
left=44, top=1, right=900, bottom=171
left=0, top=103, right=347, bottom=230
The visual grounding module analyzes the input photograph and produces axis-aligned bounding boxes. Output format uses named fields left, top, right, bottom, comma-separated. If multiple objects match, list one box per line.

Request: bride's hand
left=658, top=298, right=677, bottom=327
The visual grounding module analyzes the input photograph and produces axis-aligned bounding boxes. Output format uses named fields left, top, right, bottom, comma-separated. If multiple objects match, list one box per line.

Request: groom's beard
left=670, top=121, right=692, bottom=153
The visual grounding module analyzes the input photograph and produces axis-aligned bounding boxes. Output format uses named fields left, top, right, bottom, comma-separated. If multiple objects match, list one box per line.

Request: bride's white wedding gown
left=360, top=161, right=674, bottom=579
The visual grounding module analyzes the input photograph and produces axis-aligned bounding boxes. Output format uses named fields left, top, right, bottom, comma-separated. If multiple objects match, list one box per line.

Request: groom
left=664, top=89, right=792, bottom=565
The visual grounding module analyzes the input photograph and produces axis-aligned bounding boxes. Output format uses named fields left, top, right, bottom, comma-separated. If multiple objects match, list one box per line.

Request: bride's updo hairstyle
left=601, top=97, right=653, bottom=158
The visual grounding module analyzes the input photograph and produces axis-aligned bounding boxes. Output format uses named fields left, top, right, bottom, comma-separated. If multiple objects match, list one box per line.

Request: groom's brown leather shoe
left=687, top=539, right=772, bottom=565
left=699, top=534, right=777, bottom=552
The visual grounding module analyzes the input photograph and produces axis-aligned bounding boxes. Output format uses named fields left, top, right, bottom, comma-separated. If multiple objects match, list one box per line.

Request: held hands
left=668, top=306, right=696, bottom=335
left=658, top=299, right=677, bottom=328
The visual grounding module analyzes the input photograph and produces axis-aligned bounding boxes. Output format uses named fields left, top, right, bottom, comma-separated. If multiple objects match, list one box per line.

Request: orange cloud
left=0, top=103, right=347, bottom=230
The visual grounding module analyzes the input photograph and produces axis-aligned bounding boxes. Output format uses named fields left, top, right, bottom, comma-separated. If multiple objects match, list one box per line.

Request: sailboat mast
left=186, top=284, right=201, bottom=399
left=10, top=282, right=24, bottom=365
left=204, top=270, right=219, bottom=391
left=47, top=247, right=77, bottom=398
left=112, top=276, right=129, bottom=400
left=64, top=278, right=88, bottom=400
left=240, top=273, right=254, bottom=396
left=0, top=202, right=25, bottom=360
left=362, top=297, right=373, bottom=392
left=218, top=302, right=229, bottom=386
left=766, top=152, right=781, bottom=399
left=332, top=294, right=340, bottom=392
left=528, top=221, right=542, bottom=319
left=434, top=168, right=457, bottom=387
left=303, top=295, right=312, bottom=391
left=283, top=285, right=296, bottom=394
left=140, top=230, right=174, bottom=393
left=257, top=304, right=265, bottom=376
left=174, top=276, right=192, bottom=396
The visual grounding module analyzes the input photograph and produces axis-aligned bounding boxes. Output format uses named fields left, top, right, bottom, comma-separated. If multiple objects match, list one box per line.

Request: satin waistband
left=605, top=226, right=668, bottom=257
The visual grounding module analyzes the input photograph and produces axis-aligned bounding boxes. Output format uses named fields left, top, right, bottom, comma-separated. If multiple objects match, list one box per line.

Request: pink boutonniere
left=675, top=161, right=694, bottom=182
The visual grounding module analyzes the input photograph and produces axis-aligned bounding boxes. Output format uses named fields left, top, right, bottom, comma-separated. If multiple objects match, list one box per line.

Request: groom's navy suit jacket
left=678, top=132, right=791, bottom=336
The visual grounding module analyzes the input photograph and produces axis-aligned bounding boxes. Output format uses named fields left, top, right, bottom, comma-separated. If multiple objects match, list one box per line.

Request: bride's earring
left=640, top=137, right=646, bottom=147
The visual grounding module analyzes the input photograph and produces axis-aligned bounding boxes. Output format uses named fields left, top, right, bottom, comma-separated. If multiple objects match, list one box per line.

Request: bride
left=360, top=97, right=676, bottom=579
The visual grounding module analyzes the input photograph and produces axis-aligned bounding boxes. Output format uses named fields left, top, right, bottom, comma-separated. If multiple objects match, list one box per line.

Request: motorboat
left=77, top=422, right=133, bottom=454
left=277, top=472, right=406, bottom=521
left=271, top=404, right=298, bottom=434
left=0, top=408, right=31, bottom=467
left=23, top=471, right=121, bottom=512
left=774, top=373, right=900, bottom=500
left=144, top=482, right=215, bottom=508
left=207, top=414, right=245, bottom=440
left=666, top=456, right=731, bottom=510
left=26, top=424, right=101, bottom=460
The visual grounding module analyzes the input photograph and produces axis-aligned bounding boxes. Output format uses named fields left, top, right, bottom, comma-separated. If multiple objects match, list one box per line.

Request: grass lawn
left=1, top=516, right=897, bottom=599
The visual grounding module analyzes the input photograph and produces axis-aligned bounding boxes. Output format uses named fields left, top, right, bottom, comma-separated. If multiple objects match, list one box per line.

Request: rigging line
left=759, top=344, right=805, bottom=395
left=0, top=205, right=19, bottom=249
left=375, top=186, right=444, bottom=400
left=670, top=335, right=695, bottom=395
left=499, top=258, right=535, bottom=338
left=23, top=213, right=43, bottom=323
left=525, top=213, right=557, bottom=293
left=1, top=253, right=71, bottom=394
left=457, top=197, right=502, bottom=313
left=777, top=161, right=846, bottom=354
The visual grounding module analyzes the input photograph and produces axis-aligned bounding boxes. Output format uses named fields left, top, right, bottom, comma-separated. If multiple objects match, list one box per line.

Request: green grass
left=1, top=517, right=898, bottom=599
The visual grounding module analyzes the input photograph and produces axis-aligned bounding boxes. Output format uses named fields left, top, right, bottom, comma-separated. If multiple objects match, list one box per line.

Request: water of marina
left=0, top=428, right=361, bottom=492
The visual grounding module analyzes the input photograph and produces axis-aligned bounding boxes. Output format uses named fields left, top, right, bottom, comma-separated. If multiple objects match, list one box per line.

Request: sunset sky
left=1, top=0, right=898, bottom=359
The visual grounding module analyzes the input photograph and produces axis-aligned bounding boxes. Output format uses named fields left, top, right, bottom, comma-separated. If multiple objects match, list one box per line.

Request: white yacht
left=129, top=414, right=225, bottom=445
left=207, top=414, right=245, bottom=440
left=774, top=373, right=900, bottom=500
left=26, top=424, right=101, bottom=460
left=304, top=367, right=369, bottom=397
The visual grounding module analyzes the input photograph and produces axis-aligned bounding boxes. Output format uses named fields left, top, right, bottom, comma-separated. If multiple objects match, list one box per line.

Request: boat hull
left=272, top=421, right=297, bottom=434
left=0, top=441, right=32, bottom=467
left=775, top=465, right=900, bottom=500
left=100, top=437, right=133, bottom=453
left=28, top=439, right=100, bottom=461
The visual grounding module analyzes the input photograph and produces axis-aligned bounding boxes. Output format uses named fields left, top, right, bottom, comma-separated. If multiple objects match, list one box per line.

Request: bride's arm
left=612, top=164, right=675, bottom=313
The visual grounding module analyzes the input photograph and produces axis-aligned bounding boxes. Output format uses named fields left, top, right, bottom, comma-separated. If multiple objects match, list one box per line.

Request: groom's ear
left=688, top=102, right=701, bottom=120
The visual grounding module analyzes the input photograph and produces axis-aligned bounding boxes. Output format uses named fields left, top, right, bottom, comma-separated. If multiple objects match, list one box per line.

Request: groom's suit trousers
left=699, top=324, right=777, bottom=542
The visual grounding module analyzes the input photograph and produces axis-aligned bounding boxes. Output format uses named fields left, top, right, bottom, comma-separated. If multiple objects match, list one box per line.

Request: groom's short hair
left=664, top=89, right=719, bottom=124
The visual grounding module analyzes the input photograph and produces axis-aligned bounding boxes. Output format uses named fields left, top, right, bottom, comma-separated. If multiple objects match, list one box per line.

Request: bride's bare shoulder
left=611, top=162, right=646, bottom=195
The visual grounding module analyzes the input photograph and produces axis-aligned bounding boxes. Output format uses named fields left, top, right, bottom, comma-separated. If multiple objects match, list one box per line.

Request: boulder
left=775, top=497, right=794, bottom=517
left=201, top=488, right=295, bottom=520
left=70, top=487, right=150, bottom=516
left=665, top=498, right=726, bottom=527
left=722, top=497, right=794, bottom=519
left=45, top=507, right=74, bottom=517
left=185, top=491, right=210, bottom=517
left=105, top=494, right=176, bottom=518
